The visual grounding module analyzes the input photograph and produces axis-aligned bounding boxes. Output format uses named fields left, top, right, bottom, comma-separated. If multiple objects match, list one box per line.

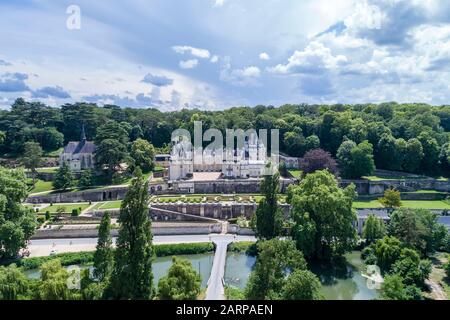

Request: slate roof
left=62, top=140, right=96, bottom=154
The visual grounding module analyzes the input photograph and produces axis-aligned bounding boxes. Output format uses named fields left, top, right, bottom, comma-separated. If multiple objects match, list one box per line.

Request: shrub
left=12, top=251, right=95, bottom=270
left=225, top=286, right=245, bottom=300
left=71, top=208, right=80, bottom=217
left=444, top=257, right=450, bottom=278
left=3, top=243, right=216, bottom=271
left=154, top=242, right=215, bottom=257
left=228, top=241, right=257, bottom=256
left=37, top=217, right=45, bottom=224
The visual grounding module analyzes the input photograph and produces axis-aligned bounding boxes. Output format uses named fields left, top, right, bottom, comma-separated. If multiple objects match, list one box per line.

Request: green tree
left=388, top=208, right=446, bottom=255
left=95, top=120, right=129, bottom=145
left=41, top=127, right=64, bottom=152
left=157, top=257, right=201, bottom=300
left=282, top=269, right=322, bottom=300
left=253, top=170, right=283, bottom=239
left=439, top=143, right=450, bottom=174
left=304, top=135, right=320, bottom=153
left=130, top=138, right=155, bottom=173
left=337, top=140, right=375, bottom=178
left=20, top=141, right=42, bottom=187
left=379, top=189, right=402, bottom=213
left=0, top=167, right=36, bottom=259
left=289, top=170, right=357, bottom=260
left=376, top=133, right=402, bottom=171
left=283, top=131, right=305, bottom=157
left=106, top=168, right=154, bottom=300
left=391, top=248, right=431, bottom=288
left=362, top=214, right=386, bottom=244
left=403, top=138, right=424, bottom=173
left=418, top=131, right=440, bottom=173
left=0, top=131, right=5, bottom=146
left=93, top=212, right=113, bottom=282
left=381, top=274, right=419, bottom=300
left=95, top=139, right=128, bottom=178
left=0, top=264, right=30, bottom=300
left=444, top=257, right=450, bottom=278
left=246, top=239, right=307, bottom=300
left=53, top=162, right=73, bottom=191
left=35, top=259, right=78, bottom=300
left=78, top=169, right=93, bottom=189
left=370, top=236, right=403, bottom=273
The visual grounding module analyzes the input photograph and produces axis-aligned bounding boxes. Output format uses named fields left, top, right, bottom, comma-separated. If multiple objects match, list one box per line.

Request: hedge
left=154, top=242, right=215, bottom=257
left=228, top=241, right=255, bottom=253
left=5, top=242, right=215, bottom=270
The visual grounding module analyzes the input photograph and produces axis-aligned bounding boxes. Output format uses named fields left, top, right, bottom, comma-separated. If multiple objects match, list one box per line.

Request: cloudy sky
left=1, top=0, right=450, bottom=110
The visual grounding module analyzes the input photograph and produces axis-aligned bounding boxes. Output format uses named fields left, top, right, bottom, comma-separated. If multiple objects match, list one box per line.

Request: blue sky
left=1, top=0, right=450, bottom=110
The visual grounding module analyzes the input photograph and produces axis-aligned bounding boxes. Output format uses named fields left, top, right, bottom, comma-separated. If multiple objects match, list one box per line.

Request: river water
left=224, top=251, right=380, bottom=300
left=25, top=253, right=214, bottom=288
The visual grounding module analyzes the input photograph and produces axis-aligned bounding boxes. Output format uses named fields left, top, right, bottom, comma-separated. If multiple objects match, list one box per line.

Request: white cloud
left=179, top=59, right=199, bottom=69
left=269, top=41, right=347, bottom=74
left=344, top=1, right=385, bottom=32
left=220, top=58, right=261, bottom=86
left=214, top=0, right=226, bottom=7
left=259, top=52, right=270, bottom=60
left=172, top=45, right=211, bottom=59
left=210, top=55, right=219, bottom=63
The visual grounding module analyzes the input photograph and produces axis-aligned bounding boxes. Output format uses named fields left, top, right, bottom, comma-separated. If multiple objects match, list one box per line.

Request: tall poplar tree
left=106, top=168, right=154, bottom=299
left=93, top=212, right=113, bottom=282
left=253, top=170, right=283, bottom=239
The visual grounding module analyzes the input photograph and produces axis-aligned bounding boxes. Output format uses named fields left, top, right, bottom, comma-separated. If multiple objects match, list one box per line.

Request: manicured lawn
left=99, top=200, right=122, bottom=210
left=37, top=167, right=58, bottom=173
left=288, top=170, right=302, bottom=178
left=401, top=200, right=450, bottom=210
left=40, top=203, right=90, bottom=213
left=352, top=200, right=384, bottom=209
left=362, top=174, right=426, bottom=181
left=353, top=200, right=450, bottom=210
left=403, top=190, right=444, bottom=194
left=29, top=180, right=54, bottom=194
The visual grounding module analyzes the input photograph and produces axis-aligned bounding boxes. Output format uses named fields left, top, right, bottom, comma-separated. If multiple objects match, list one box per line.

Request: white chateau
left=169, top=134, right=268, bottom=180
left=59, top=125, right=96, bottom=172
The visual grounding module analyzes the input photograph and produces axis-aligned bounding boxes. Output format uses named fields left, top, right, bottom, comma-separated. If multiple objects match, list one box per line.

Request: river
left=224, top=251, right=380, bottom=300
left=25, top=253, right=214, bottom=288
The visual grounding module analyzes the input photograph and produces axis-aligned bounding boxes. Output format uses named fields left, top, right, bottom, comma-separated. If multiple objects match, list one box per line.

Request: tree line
left=1, top=99, right=449, bottom=179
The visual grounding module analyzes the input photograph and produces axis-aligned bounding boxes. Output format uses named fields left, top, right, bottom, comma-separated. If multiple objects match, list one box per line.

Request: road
left=205, top=236, right=234, bottom=300
left=27, top=234, right=256, bottom=257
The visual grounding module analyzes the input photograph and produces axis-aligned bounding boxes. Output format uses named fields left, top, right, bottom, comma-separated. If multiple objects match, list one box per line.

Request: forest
left=0, top=98, right=449, bottom=177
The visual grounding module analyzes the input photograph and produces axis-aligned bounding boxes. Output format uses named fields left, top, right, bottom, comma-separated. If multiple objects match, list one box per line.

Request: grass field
left=353, top=200, right=450, bottom=210
left=98, top=200, right=122, bottom=210
left=362, top=175, right=424, bottom=181
left=288, top=170, right=302, bottom=178
left=40, top=203, right=90, bottom=213
left=29, top=180, right=54, bottom=194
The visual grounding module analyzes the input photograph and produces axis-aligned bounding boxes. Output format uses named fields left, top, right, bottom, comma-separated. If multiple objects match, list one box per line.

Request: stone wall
left=27, top=187, right=129, bottom=204
left=227, top=224, right=255, bottom=235
left=172, top=177, right=295, bottom=194
left=26, top=175, right=449, bottom=204
left=32, top=222, right=222, bottom=239
left=151, top=202, right=291, bottom=220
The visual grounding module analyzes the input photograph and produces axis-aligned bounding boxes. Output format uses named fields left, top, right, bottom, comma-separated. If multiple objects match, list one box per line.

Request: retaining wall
left=31, top=223, right=222, bottom=239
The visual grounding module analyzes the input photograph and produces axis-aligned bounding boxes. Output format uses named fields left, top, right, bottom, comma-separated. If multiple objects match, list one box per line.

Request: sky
left=1, top=0, right=450, bottom=110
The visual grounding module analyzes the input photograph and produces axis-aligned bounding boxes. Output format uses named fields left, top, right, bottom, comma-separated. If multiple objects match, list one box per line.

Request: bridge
left=205, top=235, right=235, bottom=300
